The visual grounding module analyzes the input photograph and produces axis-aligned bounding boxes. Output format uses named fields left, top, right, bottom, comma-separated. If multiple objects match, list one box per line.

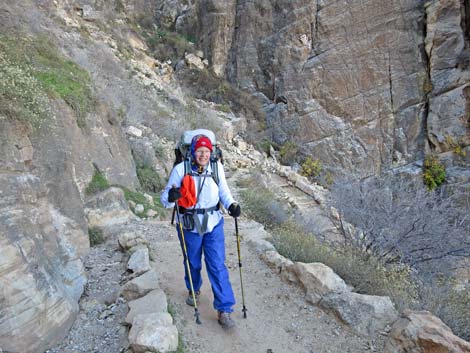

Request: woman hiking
left=161, top=133, right=241, bottom=329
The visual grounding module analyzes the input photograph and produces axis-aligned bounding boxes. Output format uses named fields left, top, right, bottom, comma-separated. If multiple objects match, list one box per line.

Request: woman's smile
left=195, top=147, right=211, bottom=166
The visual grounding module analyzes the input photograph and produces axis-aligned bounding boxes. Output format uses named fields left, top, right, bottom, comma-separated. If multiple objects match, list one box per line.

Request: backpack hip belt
left=178, top=204, right=220, bottom=215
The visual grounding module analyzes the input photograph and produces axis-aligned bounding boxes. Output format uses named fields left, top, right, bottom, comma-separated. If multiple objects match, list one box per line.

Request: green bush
left=88, top=227, right=104, bottom=246
left=256, top=138, right=275, bottom=156
left=136, top=163, right=163, bottom=193
left=0, top=36, right=52, bottom=127
left=301, top=157, right=322, bottom=178
left=271, top=221, right=330, bottom=263
left=423, top=154, right=446, bottom=190
left=85, top=168, right=110, bottom=195
left=119, top=186, right=164, bottom=218
left=217, top=103, right=231, bottom=113
left=0, top=34, right=94, bottom=128
left=0, top=55, right=51, bottom=127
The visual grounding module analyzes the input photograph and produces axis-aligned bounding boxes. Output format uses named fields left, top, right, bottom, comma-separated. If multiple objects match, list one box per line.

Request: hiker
left=161, top=134, right=241, bottom=329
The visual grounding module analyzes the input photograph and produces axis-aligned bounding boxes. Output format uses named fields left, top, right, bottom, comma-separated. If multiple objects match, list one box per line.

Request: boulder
left=293, top=262, right=350, bottom=304
left=384, top=310, right=470, bottom=353
left=118, top=231, right=149, bottom=251
left=85, top=187, right=137, bottom=230
left=184, top=53, right=205, bottom=70
left=121, top=269, right=159, bottom=300
left=126, top=126, right=143, bottom=138
left=125, top=289, right=168, bottom=325
left=320, top=291, right=398, bottom=336
left=127, top=247, right=151, bottom=275
left=128, top=313, right=178, bottom=353
left=261, top=251, right=297, bottom=284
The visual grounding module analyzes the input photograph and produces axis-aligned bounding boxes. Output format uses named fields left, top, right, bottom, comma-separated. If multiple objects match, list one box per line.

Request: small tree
left=423, top=155, right=446, bottom=190
left=329, top=175, right=470, bottom=280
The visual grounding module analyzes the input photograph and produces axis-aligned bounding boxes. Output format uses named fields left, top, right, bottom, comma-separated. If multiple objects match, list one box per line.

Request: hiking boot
left=185, top=291, right=200, bottom=306
left=218, top=311, right=235, bottom=330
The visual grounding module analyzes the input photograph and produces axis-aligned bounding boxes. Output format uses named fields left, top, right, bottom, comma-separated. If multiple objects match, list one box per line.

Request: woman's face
left=195, top=146, right=211, bottom=166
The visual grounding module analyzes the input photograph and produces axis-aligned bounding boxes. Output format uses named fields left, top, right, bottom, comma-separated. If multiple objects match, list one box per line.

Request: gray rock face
left=0, top=1, right=141, bottom=350
left=173, top=0, right=470, bottom=179
left=0, top=172, right=87, bottom=353
left=425, top=0, right=470, bottom=156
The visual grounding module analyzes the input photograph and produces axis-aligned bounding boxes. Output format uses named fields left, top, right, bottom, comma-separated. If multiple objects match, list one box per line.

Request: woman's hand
left=168, top=187, right=182, bottom=202
left=228, top=203, right=241, bottom=218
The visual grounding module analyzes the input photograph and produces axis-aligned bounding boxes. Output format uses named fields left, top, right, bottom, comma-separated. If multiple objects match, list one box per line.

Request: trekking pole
left=175, top=203, right=202, bottom=324
left=235, top=217, right=247, bottom=318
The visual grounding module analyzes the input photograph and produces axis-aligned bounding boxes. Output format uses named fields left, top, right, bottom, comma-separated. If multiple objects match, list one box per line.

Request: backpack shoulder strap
left=183, top=157, right=191, bottom=177
left=183, top=156, right=219, bottom=186
left=210, top=159, right=219, bottom=186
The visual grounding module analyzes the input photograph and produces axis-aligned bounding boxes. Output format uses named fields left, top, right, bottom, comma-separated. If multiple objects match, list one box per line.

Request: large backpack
left=174, top=129, right=221, bottom=185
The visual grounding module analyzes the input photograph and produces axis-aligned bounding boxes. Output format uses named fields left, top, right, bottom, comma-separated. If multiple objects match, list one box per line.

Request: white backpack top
left=180, top=129, right=216, bottom=147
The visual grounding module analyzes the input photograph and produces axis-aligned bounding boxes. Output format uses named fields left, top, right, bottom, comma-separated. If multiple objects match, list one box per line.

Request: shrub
left=453, top=145, right=467, bottom=157
left=330, top=175, right=469, bottom=278
left=329, top=174, right=470, bottom=337
left=301, top=157, right=322, bottom=178
left=0, top=34, right=94, bottom=128
left=271, top=221, right=418, bottom=309
left=423, top=154, right=446, bottom=190
left=85, top=168, right=110, bottom=195
left=256, top=138, right=275, bottom=156
left=145, top=29, right=194, bottom=64
left=0, top=36, right=52, bottom=127
left=119, top=186, right=164, bottom=218
left=237, top=175, right=290, bottom=228
left=217, top=103, right=231, bottom=113
left=0, top=55, right=52, bottom=127
left=271, top=221, right=330, bottom=263
left=279, top=141, right=299, bottom=165
left=88, top=227, right=104, bottom=246
left=417, top=280, right=470, bottom=340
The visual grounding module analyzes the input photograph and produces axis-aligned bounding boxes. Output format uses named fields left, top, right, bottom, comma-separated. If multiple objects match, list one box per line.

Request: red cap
left=194, top=136, right=213, bottom=152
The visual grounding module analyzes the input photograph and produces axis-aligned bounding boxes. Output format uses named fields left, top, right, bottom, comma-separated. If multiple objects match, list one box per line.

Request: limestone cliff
left=170, top=0, right=470, bottom=181
left=0, top=1, right=139, bottom=351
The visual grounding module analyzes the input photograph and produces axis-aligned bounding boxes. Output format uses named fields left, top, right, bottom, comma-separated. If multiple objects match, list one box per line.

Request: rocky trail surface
left=46, top=214, right=383, bottom=353
left=149, top=218, right=381, bottom=353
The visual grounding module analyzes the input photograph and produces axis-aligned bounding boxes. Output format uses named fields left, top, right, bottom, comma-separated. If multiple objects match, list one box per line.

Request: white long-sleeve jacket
left=160, top=161, right=235, bottom=234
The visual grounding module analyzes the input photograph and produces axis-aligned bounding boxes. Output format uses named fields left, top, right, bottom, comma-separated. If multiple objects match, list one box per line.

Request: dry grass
left=271, top=221, right=419, bottom=310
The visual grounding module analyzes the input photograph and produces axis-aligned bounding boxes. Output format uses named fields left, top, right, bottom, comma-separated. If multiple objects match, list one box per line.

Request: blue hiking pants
left=177, top=217, right=236, bottom=313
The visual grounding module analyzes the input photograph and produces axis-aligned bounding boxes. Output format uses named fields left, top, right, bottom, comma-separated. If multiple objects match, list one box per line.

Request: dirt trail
left=148, top=219, right=377, bottom=353
left=46, top=168, right=384, bottom=353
